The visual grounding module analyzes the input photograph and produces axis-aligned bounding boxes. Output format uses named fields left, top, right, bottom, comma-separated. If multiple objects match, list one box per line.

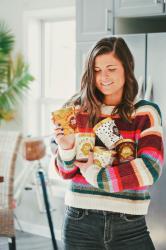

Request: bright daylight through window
left=23, top=11, right=76, bottom=137
left=43, top=20, right=76, bottom=99
left=40, top=18, right=76, bottom=136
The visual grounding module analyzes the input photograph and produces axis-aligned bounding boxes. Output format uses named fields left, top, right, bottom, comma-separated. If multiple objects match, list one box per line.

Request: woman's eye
left=108, top=68, right=116, bottom=71
left=94, top=69, right=100, bottom=73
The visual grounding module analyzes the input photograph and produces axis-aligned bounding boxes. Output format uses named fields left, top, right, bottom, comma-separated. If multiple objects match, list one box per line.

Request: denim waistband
left=84, top=209, right=123, bottom=216
left=66, top=206, right=124, bottom=217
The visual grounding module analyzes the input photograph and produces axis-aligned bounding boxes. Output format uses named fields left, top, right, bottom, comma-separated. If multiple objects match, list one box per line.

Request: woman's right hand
left=54, top=123, right=75, bottom=150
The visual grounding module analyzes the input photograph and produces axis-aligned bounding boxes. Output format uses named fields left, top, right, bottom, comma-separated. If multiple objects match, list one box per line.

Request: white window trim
left=22, top=7, right=75, bottom=136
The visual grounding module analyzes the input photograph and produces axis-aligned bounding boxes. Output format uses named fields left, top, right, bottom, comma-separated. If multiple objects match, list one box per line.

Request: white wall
left=0, top=0, right=75, bottom=52
left=0, top=0, right=75, bottom=237
left=0, top=0, right=75, bottom=131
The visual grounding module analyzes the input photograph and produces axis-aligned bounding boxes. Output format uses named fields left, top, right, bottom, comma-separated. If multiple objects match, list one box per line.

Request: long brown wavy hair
left=65, top=37, right=138, bottom=126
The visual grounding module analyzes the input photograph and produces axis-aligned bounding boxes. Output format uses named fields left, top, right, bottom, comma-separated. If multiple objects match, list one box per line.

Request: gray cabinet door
left=121, top=34, right=146, bottom=81
left=120, top=34, right=146, bottom=98
left=76, top=0, right=113, bottom=42
left=76, top=41, right=95, bottom=90
left=147, top=33, right=166, bottom=126
left=146, top=33, right=166, bottom=250
left=115, top=0, right=164, bottom=17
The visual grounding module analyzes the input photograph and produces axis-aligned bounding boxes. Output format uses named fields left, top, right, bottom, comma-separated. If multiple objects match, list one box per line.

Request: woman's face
left=94, top=52, right=125, bottom=105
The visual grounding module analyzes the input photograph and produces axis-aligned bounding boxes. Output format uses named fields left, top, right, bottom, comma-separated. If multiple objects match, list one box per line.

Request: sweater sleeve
left=54, top=145, right=79, bottom=179
left=79, top=103, right=164, bottom=193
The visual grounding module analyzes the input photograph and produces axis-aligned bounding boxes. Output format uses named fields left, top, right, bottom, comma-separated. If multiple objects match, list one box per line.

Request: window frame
left=23, top=7, right=76, bottom=136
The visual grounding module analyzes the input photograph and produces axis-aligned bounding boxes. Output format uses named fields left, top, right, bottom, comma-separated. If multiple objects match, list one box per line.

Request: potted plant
left=0, top=22, right=34, bottom=123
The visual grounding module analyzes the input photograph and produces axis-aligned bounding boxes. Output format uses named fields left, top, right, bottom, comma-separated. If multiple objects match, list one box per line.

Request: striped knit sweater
left=54, top=100, right=164, bottom=215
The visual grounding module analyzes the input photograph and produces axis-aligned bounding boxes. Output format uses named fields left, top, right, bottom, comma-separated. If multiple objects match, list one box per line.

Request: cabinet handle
left=144, top=76, right=153, bottom=101
left=105, top=9, right=112, bottom=32
left=155, top=0, right=162, bottom=3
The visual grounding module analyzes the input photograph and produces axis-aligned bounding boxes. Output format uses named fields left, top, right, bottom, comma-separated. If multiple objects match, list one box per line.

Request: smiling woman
left=94, top=52, right=125, bottom=105
left=52, top=36, right=164, bottom=250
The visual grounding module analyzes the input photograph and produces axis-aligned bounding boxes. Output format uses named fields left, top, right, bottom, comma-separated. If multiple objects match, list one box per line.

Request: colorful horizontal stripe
left=54, top=100, right=164, bottom=215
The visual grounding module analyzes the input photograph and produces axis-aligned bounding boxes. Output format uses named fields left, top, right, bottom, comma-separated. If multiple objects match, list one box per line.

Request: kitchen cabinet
left=145, top=33, right=166, bottom=250
left=115, top=0, right=165, bottom=17
left=76, top=41, right=94, bottom=89
left=76, top=33, right=166, bottom=250
left=146, top=33, right=166, bottom=124
left=76, top=0, right=113, bottom=42
left=120, top=34, right=146, bottom=89
left=76, top=4, right=166, bottom=249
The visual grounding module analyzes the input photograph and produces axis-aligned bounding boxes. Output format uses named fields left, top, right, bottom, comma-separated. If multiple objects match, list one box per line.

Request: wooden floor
left=0, top=230, right=63, bottom=250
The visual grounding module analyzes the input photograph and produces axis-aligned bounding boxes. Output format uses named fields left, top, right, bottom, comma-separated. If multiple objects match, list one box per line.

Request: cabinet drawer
left=76, top=0, right=113, bottom=42
left=115, top=0, right=164, bottom=18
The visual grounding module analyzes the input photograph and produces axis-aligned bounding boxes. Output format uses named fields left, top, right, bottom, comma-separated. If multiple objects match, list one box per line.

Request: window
left=41, top=18, right=76, bottom=135
left=23, top=8, right=76, bottom=137
left=43, top=20, right=76, bottom=99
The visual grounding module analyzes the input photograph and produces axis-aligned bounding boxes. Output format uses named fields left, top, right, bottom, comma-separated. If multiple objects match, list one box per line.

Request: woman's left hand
left=74, top=151, right=94, bottom=171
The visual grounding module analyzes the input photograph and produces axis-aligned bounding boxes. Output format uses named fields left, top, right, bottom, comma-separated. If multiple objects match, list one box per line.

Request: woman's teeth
left=101, top=82, right=113, bottom=86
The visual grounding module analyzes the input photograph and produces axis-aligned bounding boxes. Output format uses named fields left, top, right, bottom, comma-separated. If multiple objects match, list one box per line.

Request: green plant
left=0, top=22, right=34, bottom=122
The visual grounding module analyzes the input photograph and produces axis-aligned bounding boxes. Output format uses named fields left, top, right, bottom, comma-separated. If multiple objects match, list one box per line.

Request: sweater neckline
left=100, top=98, right=142, bottom=115
left=101, top=103, right=115, bottom=108
left=101, top=104, right=115, bottom=115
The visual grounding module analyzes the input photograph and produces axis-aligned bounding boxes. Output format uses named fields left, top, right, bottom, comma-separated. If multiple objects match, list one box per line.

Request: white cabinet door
left=116, top=34, right=146, bottom=98
left=147, top=33, right=166, bottom=125
left=146, top=33, right=166, bottom=250
left=76, top=0, right=113, bottom=42
left=76, top=41, right=96, bottom=90
left=121, top=34, right=146, bottom=81
left=115, top=0, right=164, bottom=17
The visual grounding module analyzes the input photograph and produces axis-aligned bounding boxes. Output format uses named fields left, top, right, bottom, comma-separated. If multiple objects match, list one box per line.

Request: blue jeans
left=62, top=206, right=155, bottom=250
